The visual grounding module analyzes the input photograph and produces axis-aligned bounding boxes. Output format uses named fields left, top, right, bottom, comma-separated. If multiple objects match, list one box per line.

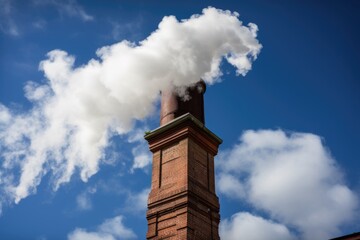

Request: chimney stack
left=145, top=81, right=222, bottom=239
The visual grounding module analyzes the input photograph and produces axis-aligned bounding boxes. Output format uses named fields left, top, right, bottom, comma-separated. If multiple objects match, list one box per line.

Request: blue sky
left=0, top=1, right=359, bottom=239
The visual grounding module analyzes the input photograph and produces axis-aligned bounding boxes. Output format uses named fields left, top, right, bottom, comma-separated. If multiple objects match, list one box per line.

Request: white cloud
left=130, top=144, right=152, bottom=172
left=0, top=105, right=11, bottom=123
left=127, top=127, right=147, bottom=144
left=34, top=0, right=94, bottom=22
left=68, top=215, right=136, bottom=240
left=76, top=186, right=96, bottom=211
left=0, top=7, right=261, bottom=208
left=0, top=0, right=20, bottom=36
left=1, top=0, right=92, bottom=37
left=217, top=172, right=245, bottom=199
left=110, top=17, right=143, bottom=41
left=32, top=19, right=47, bottom=30
left=125, top=188, right=150, bottom=213
left=76, top=193, right=91, bottom=211
left=126, top=127, right=152, bottom=171
left=36, top=236, right=47, bottom=240
left=217, top=129, right=359, bottom=240
left=220, top=212, right=295, bottom=240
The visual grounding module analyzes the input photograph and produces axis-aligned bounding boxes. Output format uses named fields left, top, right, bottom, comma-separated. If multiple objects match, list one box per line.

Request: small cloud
left=34, top=0, right=94, bottom=22
left=127, top=127, right=152, bottom=172
left=220, top=212, right=295, bottom=240
left=76, top=186, right=97, bottom=211
left=36, top=236, right=47, bottom=240
left=217, top=172, right=245, bottom=200
left=125, top=188, right=150, bottom=213
left=68, top=215, right=136, bottom=240
left=24, top=81, right=51, bottom=102
left=127, top=127, right=147, bottom=143
left=0, top=105, right=11, bottom=123
left=130, top=144, right=152, bottom=172
left=7, top=21, right=19, bottom=36
left=32, top=19, right=47, bottom=30
left=0, top=0, right=20, bottom=36
left=110, top=17, right=143, bottom=41
left=76, top=192, right=91, bottom=211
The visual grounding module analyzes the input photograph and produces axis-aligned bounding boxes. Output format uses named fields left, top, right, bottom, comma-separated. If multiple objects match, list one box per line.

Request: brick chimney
left=145, top=81, right=222, bottom=239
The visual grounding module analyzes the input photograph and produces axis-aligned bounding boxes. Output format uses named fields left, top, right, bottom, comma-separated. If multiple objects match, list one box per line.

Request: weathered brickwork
left=145, top=114, right=222, bottom=240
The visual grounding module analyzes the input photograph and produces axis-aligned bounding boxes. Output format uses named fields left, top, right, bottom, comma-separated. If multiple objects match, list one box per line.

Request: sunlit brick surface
left=145, top=115, right=222, bottom=239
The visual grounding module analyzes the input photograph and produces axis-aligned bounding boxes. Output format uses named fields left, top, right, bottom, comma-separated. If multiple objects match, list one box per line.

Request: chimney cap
left=160, top=81, right=206, bottom=126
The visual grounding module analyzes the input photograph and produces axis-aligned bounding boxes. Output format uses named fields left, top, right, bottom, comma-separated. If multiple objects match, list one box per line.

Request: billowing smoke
left=0, top=7, right=261, bottom=207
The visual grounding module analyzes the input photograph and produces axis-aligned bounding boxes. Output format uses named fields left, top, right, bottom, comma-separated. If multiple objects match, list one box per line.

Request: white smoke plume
left=0, top=7, right=261, bottom=207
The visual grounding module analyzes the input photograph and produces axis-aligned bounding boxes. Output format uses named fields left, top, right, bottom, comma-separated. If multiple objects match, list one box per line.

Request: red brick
left=145, top=114, right=221, bottom=239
